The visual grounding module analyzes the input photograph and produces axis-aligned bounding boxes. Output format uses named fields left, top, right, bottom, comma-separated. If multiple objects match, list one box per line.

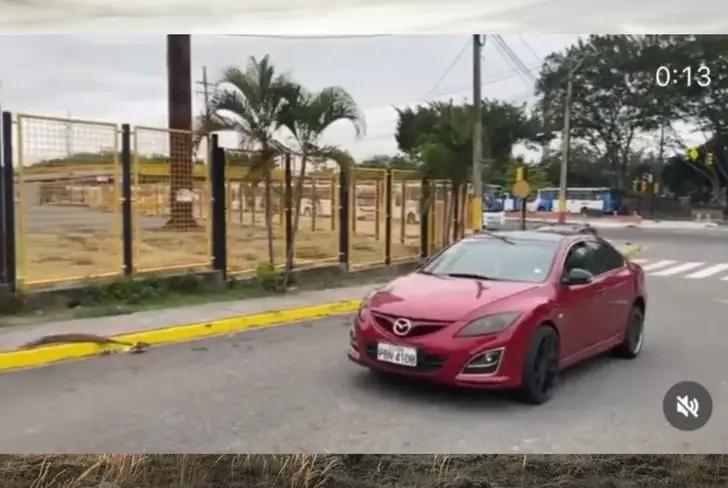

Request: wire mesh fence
left=291, top=170, right=340, bottom=270
left=225, top=150, right=287, bottom=275
left=132, top=126, right=211, bottom=273
left=391, top=170, right=421, bottom=262
left=15, top=114, right=121, bottom=287
left=4, top=112, right=478, bottom=291
left=349, top=167, right=388, bottom=269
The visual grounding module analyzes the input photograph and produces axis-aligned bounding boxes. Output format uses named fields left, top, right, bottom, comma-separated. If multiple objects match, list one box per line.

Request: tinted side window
left=594, top=241, right=624, bottom=274
left=563, top=242, right=600, bottom=276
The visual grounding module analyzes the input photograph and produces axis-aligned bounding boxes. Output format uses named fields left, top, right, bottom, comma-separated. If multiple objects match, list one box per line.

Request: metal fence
left=225, top=149, right=287, bottom=275
left=14, top=114, right=122, bottom=288
left=132, top=126, right=211, bottom=274
left=0, top=110, right=475, bottom=291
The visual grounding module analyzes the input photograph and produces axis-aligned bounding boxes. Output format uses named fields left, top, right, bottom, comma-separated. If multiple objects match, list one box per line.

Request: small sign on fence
left=175, top=188, right=195, bottom=203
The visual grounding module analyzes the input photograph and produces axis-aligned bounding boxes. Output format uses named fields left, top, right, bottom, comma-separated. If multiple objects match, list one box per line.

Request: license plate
left=377, top=342, right=417, bottom=367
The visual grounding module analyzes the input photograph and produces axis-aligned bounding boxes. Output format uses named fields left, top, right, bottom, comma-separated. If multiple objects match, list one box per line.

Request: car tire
left=519, top=326, right=560, bottom=405
left=613, top=305, right=645, bottom=359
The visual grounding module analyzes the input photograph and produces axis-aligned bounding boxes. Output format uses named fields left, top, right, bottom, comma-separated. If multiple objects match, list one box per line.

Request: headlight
left=358, top=289, right=377, bottom=320
left=456, top=312, right=522, bottom=337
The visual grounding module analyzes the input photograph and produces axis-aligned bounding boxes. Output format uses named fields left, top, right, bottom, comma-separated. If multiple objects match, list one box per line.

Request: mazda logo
left=392, top=318, right=413, bottom=337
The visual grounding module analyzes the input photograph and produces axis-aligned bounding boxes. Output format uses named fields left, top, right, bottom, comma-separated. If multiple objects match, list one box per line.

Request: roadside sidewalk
left=505, top=213, right=723, bottom=230
left=0, top=282, right=378, bottom=354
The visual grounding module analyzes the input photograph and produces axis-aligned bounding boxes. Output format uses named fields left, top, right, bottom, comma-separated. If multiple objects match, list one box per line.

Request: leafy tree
left=654, top=36, right=728, bottom=204
left=537, top=35, right=666, bottom=189
left=278, top=85, right=365, bottom=283
left=208, top=55, right=298, bottom=266
left=360, top=154, right=417, bottom=170
left=493, top=159, right=552, bottom=192
left=395, top=99, right=539, bottom=183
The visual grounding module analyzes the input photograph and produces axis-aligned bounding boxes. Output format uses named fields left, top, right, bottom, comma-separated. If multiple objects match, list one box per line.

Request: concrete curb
left=0, top=299, right=363, bottom=373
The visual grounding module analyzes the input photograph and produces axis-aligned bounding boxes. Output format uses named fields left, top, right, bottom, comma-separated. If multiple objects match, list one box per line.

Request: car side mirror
left=563, top=268, right=593, bottom=285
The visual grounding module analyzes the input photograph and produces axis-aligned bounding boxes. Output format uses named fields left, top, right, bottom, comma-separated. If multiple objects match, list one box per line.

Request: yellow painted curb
left=0, top=299, right=363, bottom=373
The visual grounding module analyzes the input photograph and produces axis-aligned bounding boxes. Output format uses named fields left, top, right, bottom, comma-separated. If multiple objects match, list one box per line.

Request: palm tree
left=278, top=86, right=365, bottom=282
left=207, top=56, right=297, bottom=266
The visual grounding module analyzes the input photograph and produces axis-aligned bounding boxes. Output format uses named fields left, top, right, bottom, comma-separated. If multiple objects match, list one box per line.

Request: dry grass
left=1, top=455, right=726, bottom=488
left=20, top=205, right=422, bottom=287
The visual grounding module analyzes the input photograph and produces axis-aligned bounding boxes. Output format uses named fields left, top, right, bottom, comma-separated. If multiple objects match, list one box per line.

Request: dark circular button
left=663, top=381, right=712, bottom=431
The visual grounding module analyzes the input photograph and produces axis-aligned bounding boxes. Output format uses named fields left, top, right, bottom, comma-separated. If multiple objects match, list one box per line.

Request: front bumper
left=348, top=315, right=526, bottom=390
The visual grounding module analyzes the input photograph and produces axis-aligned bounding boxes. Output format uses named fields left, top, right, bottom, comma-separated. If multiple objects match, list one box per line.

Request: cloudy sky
left=1, top=0, right=726, bottom=34
left=0, top=34, right=583, bottom=160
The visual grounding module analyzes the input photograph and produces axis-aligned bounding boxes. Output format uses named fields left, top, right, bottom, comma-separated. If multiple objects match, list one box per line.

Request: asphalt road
left=1, top=0, right=726, bottom=33
left=1, top=226, right=728, bottom=453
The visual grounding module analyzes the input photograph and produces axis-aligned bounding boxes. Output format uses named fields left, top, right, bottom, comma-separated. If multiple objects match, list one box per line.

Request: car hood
left=368, top=272, right=540, bottom=321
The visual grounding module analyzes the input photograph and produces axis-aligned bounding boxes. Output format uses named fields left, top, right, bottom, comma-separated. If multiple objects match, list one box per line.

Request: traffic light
left=640, top=180, right=648, bottom=193
left=707, top=151, right=715, bottom=166
left=653, top=182, right=660, bottom=195
left=688, top=147, right=699, bottom=161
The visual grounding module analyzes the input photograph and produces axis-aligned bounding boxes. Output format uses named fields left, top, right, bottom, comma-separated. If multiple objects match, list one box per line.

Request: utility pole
left=558, top=58, right=583, bottom=224
left=196, top=66, right=213, bottom=122
left=471, top=34, right=484, bottom=232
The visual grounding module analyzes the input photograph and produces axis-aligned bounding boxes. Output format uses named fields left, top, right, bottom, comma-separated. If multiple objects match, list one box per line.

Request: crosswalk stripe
left=630, top=258, right=649, bottom=264
left=686, top=263, right=728, bottom=279
left=650, top=262, right=705, bottom=276
left=640, top=260, right=677, bottom=272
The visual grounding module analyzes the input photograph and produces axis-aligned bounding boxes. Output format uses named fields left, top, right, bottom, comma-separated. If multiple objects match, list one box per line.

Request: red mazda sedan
left=348, top=230, right=647, bottom=404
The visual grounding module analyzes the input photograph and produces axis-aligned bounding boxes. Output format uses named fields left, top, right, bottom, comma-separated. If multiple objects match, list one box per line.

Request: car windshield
left=422, top=238, right=560, bottom=283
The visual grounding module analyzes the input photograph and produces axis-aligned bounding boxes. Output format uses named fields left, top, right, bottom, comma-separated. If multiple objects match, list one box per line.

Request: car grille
left=365, top=344, right=447, bottom=372
left=371, top=311, right=451, bottom=338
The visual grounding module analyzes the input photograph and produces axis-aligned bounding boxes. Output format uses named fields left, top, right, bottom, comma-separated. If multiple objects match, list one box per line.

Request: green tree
left=655, top=36, right=728, bottom=205
left=394, top=99, right=538, bottom=240
left=278, top=85, right=365, bottom=283
left=207, top=56, right=297, bottom=266
left=493, top=159, right=552, bottom=192
left=537, top=35, right=665, bottom=189
left=360, top=154, right=417, bottom=170
left=395, top=99, right=539, bottom=182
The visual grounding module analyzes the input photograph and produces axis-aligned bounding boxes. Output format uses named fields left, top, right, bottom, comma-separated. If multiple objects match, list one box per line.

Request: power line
left=518, top=34, right=541, bottom=62
left=493, top=35, right=537, bottom=84
left=195, top=65, right=214, bottom=119
left=359, top=64, right=540, bottom=114
left=426, top=39, right=470, bottom=95
left=491, top=38, right=531, bottom=86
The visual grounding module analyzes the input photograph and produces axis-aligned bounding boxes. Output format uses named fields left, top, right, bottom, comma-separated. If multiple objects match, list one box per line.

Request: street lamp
left=557, top=56, right=585, bottom=224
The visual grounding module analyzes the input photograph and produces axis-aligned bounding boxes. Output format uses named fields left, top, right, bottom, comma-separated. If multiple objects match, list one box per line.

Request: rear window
left=422, top=238, right=560, bottom=283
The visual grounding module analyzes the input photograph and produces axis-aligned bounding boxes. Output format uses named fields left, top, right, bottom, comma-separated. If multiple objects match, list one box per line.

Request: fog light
left=462, top=348, right=503, bottom=375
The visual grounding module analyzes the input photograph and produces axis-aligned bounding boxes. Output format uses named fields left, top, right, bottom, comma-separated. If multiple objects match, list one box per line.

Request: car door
left=592, top=239, right=634, bottom=340
left=554, top=241, right=605, bottom=359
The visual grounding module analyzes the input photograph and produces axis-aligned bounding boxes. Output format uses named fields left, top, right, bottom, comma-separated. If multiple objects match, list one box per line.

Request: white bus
left=527, top=187, right=611, bottom=214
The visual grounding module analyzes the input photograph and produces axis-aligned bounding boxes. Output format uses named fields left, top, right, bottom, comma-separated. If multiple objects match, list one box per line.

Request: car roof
left=468, top=230, right=569, bottom=243
left=467, top=227, right=598, bottom=244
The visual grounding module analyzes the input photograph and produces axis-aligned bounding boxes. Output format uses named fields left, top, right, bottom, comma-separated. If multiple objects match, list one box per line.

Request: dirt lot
left=18, top=204, right=423, bottom=287
left=1, top=455, right=726, bottom=488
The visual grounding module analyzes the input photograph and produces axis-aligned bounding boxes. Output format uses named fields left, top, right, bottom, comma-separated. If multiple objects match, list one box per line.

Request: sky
left=2, top=0, right=727, bottom=34
left=0, top=34, right=580, bottom=161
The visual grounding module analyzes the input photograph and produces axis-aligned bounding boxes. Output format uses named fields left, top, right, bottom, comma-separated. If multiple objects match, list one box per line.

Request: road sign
left=512, top=180, right=531, bottom=199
